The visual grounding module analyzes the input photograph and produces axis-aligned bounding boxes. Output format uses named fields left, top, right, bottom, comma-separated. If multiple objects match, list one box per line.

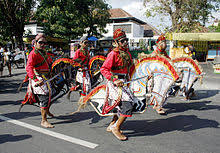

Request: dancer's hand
left=35, top=80, right=44, bottom=87
left=114, top=80, right=124, bottom=87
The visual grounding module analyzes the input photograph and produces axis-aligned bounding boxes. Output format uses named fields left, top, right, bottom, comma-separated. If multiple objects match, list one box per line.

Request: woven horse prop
left=78, top=54, right=179, bottom=116
left=19, top=55, right=106, bottom=111
left=171, top=56, right=203, bottom=100
left=51, top=55, right=106, bottom=100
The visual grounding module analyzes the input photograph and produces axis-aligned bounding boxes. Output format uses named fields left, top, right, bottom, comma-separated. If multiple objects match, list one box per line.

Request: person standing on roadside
left=3, top=47, right=12, bottom=77
left=0, top=45, right=4, bottom=77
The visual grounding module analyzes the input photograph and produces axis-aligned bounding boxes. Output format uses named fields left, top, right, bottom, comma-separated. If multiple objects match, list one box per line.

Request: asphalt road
left=0, top=62, right=220, bottom=153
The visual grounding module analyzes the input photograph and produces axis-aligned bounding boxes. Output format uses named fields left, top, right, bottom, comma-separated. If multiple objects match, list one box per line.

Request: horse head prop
left=130, top=53, right=179, bottom=113
left=80, top=54, right=179, bottom=116
left=51, top=55, right=106, bottom=100
left=171, top=56, right=203, bottom=100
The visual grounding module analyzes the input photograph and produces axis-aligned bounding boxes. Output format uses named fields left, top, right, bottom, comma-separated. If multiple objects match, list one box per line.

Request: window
left=113, top=24, right=132, bottom=33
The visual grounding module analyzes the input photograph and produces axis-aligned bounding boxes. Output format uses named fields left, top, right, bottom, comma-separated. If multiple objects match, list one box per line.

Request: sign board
left=207, top=49, right=220, bottom=60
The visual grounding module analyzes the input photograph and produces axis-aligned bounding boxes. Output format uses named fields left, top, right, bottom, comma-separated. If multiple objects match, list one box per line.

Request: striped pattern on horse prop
left=52, top=58, right=80, bottom=70
left=88, top=55, right=106, bottom=76
left=130, top=54, right=179, bottom=110
left=172, top=56, right=203, bottom=99
left=172, top=56, right=203, bottom=75
left=80, top=54, right=179, bottom=116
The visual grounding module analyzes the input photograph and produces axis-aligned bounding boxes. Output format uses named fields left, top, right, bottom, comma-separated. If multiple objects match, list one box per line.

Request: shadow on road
left=0, top=111, right=41, bottom=122
left=193, top=90, right=219, bottom=100
left=0, top=100, right=22, bottom=106
left=0, top=79, right=26, bottom=94
left=52, top=111, right=103, bottom=125
left=124, top=115, right=219, bottom=138
left=0, top=134, right=32, bottom=144
left=165, top=100, right=220, bottom=114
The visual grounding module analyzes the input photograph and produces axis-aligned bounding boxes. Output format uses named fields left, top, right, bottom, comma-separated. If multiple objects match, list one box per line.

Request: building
left=24, top=8, right=161, bottom=54
left=24, top=20, right=43, bottom=36
left=102, top=8, right=161, bottom=49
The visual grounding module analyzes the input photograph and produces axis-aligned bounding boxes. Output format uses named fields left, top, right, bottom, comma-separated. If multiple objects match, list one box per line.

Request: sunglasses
left=119, top=38, right=128, bottom=43
left=38, top=41, right=47, bottom=45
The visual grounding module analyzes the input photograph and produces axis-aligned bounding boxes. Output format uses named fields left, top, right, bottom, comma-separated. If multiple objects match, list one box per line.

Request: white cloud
left=106, top=0, right=171, bottom=31
left=106, top=0, right=219, bottom=31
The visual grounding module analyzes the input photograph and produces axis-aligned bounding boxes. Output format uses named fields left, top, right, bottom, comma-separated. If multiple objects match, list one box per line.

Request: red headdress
left=156, top=35, right=166, bottom=44
left=113, top=29, right=126, bottom=40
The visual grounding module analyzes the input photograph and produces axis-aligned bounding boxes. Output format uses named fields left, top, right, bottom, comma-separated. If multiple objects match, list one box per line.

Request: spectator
left=0, top=45, right=3, bottom=77
left=3, top=47, right=12, bottom=77
left=184, top=44, right=197, bottom=60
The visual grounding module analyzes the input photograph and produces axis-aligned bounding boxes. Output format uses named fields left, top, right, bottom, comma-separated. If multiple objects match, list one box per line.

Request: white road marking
left=0, top=115, right=98, bottom=149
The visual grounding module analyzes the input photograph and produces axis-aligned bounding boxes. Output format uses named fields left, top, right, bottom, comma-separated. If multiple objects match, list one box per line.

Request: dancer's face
left=35, top=38, right=46, bottom=50
left=158, top=40, right=167, bottom=50
left=81, top=40, right=89, bottom=49
left=118, top=37, right=128, bottom=49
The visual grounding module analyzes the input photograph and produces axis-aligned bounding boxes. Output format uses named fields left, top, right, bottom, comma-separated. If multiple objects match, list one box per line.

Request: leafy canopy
left=143, top=0, right=220, bottom=32
left=36, top=0, right=111, bottom=41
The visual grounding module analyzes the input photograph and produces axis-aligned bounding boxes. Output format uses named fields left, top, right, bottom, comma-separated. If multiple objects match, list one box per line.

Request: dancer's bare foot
left=153, top=106, right=166, bottom=115
left=111, top=127, right=127, bottom=141
left=156, top=108, right=166, bottom=115
left=106, top=124, right=123, bottom=133
left=106, top=122, right=115, bottom=132
left=41, top=121, right=54, bottom=128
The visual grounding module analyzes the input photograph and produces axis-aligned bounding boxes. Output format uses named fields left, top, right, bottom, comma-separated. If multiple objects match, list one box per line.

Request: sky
left=106, top=0, right=220, bottom=31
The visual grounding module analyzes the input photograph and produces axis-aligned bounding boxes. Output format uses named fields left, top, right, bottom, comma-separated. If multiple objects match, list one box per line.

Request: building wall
left=132, top=23, right=144, bottom=37
left=24, top=24, right=43, bottom=35
left=103, top=21, right=144, bottom=39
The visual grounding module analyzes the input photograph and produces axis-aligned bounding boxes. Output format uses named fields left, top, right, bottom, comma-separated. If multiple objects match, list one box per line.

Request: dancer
left=101, top=29, right=135, bottom=141
left=25, top=33, right=55, bottom=128
left=152, top=35, right=170, bottom=59
left=72, top=36, right=91, bottom=98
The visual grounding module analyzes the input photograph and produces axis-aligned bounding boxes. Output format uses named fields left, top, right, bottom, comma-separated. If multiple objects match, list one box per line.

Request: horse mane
left=137, top=52, right=171, bottom=61
left=52, top=58, right=80, bottom=70
left=132, top=53, right=179, bottom=81
left=172, top=55, right=203, bottom=75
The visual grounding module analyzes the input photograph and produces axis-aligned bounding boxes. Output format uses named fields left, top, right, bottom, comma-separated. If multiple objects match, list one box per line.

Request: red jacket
left=101, top=47, right=134, bottom=82
left=72, top=47, right=90, bottom=67
left=26, top=48, right=52, bottom=82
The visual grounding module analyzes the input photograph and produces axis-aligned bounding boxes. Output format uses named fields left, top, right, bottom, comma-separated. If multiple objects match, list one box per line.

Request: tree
left=143, top=0, right=220, bottom=32
left=0, top=0, right=36, bottom=49
left=36, top=0, right=110, bottom=41
left=208, top=20, right=220, bottom=32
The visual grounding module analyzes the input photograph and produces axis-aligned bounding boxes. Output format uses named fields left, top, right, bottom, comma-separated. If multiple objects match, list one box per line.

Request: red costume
left=72, top=47, right=90, bottom=68
left=101, top=47, right=134, bottom=82
left=72, top=46, right=91, bottom=96
left=23, top=47, right=53, bottom=109
left=152, top=47, right=170, bottom=59
left=101, top=28, right=134, bottom=82
left=100, top=29, right=135, bottom=117
left=26, top=48, right=52, bottom=82
left=152, top=35, right=170, bottom=59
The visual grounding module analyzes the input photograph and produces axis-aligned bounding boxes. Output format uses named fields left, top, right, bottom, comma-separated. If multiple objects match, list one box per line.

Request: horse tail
left=18, top=103, right=25, bottom=112
left=66, top=90, right=72, bottom=100
left=17, top=75, right=29, bottom=92
left=69, top=95, right=87, bottom=115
